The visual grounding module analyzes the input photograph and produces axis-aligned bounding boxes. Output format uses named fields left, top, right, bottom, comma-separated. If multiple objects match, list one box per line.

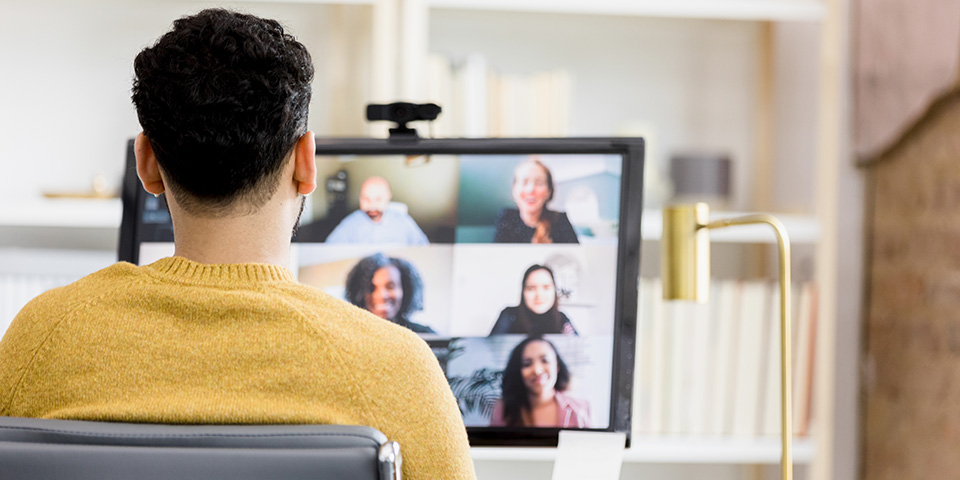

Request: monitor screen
left=119, top=137, right=644, bottom=446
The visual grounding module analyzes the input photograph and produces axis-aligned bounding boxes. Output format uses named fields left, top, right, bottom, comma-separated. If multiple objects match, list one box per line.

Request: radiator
left=0, top=273, right=79, bottom=335
left=0, top=249, right=114, bottom=338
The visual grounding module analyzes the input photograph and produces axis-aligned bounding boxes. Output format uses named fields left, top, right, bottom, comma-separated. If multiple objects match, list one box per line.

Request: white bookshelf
left=0, top=199, right=819, bottom=245
left=641, top=209, right=820, bottom=245
left=227, top=0, right=827, bottom=20
left=229, top=0, right=377, bottom=4
left=0, top=198, right=121, bottom=229
left=472, top=436, right=815, bottom=464
left=411, top=0, right=842, bottom=479
left=426, top=0, right=825, bottom=21
left=0, top=198, right=122, bottom=251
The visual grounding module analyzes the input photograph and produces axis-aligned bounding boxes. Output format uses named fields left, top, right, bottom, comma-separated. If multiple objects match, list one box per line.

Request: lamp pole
left=662, top=203, right=792, bottom=480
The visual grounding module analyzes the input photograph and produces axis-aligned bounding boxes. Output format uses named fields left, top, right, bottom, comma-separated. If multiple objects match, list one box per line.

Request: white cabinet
left=388, top=1, right=842, bottom=479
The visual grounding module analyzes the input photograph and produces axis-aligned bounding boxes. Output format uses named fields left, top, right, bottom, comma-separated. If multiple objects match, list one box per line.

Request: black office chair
left=0, top=416, right=401, bottom=480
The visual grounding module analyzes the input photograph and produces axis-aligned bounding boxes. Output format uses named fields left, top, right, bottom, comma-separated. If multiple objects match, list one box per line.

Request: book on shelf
left=685, top=288, right=713, bottom=434
left=633, top=279, right=662, bottom=434
left=760, top=286, right=784, bottom=437
left=425, top=53, right=571, bottom=138
left=757, top=281, right=819, bottom=438
left=664, top=297, right=708, bottom=434
left=632, top=278, right=817, bottom=439
left=730, top=281, right=769, bottom=437
left=793, top=282, right=818, bottom=436
left=707, top=279, right=739, bottom=436
left=648, top=279, right=666, bottom=435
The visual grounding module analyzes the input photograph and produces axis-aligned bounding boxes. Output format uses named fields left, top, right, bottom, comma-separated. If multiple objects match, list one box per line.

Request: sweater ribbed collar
left=146, top=256, right=296, bottom=285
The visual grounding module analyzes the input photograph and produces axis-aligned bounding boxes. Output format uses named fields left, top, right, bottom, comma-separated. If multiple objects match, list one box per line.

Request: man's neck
left=173, top=226, right=290, bottom=267
left=168, top=199, right=296, bottom=268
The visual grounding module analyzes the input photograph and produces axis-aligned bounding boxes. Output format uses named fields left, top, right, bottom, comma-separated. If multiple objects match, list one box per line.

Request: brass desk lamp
left=661, top=202, right=793, bottom=480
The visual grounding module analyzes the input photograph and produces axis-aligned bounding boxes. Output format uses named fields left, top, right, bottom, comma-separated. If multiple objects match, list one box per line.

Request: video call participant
left=0, top=10, right=473, bottom=480
left=326, top=176, right=430, bottom=245
left=345, top=253, right=436, bottom=334
left=489, top=265, right=578, bottom=336
left=494, top=157, right=579, bottom=244
left=490, top=337, right=590, bottom=428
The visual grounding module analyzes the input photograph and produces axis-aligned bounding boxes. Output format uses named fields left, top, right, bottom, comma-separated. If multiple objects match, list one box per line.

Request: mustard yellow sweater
left=0, top=257, right=475, bottom=480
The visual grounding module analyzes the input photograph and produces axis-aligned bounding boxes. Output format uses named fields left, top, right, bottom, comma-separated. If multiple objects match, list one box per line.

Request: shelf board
left=471, top=436, right=814, bottom=464
left=427, top=0, right=825, bottom=22
left=642, top=209, right=820, bottom=244
left=0, top=199, right=819, bottom=245
left=0, top=198, right=122, bottom=229
left=223, top=0, right=377, bottom=4
left=0, top=248, right=115, bottom=276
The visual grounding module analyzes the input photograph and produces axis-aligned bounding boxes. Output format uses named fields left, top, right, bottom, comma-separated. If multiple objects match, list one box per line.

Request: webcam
left=366, top=102, right=441, bottom=140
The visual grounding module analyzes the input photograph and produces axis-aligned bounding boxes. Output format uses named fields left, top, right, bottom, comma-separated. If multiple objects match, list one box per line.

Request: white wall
left=0, top=3, right=819, bottom=214
left=0, top=0, right=337, bottom=202
left=429, top=10, right=820, bottom=213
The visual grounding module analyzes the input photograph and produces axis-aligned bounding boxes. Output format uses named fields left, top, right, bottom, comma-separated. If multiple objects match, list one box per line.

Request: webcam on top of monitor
left=366, top=102, right=441, bottom=140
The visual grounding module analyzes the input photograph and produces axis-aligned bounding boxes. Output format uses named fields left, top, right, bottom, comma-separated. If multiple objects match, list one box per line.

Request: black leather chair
left=0, top=416, right=401, bottom=480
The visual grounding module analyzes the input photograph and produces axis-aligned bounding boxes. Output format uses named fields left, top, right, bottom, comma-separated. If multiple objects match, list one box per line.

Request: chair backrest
left=0, top=416, right=401, bottom=480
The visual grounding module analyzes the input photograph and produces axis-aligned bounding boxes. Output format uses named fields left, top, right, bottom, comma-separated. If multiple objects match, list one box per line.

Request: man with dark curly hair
left=0, top=9, right=474, bottom=480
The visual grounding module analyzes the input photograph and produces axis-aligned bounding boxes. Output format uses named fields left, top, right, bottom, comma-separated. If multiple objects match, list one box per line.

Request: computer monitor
left=118, top=136, right=644, bottom=446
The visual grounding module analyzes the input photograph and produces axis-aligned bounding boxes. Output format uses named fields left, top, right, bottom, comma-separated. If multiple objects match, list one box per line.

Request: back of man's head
left=132, top=9, right=314, bottom=216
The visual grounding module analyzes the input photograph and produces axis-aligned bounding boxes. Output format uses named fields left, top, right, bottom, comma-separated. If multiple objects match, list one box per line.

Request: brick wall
left=864, top=91, right=960, bottom=479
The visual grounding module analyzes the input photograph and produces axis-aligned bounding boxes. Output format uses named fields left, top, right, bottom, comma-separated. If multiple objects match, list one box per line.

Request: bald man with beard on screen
left=325, top=176, right=430, bottom=245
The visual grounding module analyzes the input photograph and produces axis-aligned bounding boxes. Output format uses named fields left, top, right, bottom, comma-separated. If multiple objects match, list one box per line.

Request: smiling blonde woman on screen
left=493, top=157, right=579, bottom=244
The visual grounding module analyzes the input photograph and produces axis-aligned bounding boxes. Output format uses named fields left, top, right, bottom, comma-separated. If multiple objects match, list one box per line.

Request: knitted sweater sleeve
left=365, top=331, right=476, bottom=480
left=0, top=298, right=43, bottom=415
left=0, top=282, right=88, bottom=416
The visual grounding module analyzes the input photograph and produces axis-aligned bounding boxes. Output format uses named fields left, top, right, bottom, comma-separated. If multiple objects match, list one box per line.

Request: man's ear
left=134, top=133, right=165, bottom=196
left=294, top=131, right=317, bottom=196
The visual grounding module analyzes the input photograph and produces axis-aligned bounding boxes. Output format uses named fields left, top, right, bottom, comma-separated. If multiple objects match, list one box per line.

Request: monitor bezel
left=118, top=136, right=644, bottom=447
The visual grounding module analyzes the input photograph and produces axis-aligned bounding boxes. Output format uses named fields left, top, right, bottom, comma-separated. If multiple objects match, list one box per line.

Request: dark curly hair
left=500, top=336, right=570, bottom=427
left=132, top=9, right=314, bottom=215
left=344, top=253, right=424, bottom=321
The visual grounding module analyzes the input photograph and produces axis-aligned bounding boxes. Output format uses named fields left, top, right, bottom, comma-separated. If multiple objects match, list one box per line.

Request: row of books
left=633, top=278, right=818, bottom=437
left=425, top=53, right=573, bottom=138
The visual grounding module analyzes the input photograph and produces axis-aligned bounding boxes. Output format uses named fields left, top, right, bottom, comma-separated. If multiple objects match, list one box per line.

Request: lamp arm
left=701, top=214, right=793, bottom=480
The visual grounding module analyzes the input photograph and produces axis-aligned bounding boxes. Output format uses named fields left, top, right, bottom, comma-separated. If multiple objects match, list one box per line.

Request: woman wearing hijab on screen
left=489, top=265, right=577, bottom=336
left=493, top=157, right=579, bottom=244
left=489, top=336, right=590, bottom=428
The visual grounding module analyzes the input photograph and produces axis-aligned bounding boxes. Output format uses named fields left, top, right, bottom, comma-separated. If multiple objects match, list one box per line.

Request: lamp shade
left=661, top=203, right=710, bottom=302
